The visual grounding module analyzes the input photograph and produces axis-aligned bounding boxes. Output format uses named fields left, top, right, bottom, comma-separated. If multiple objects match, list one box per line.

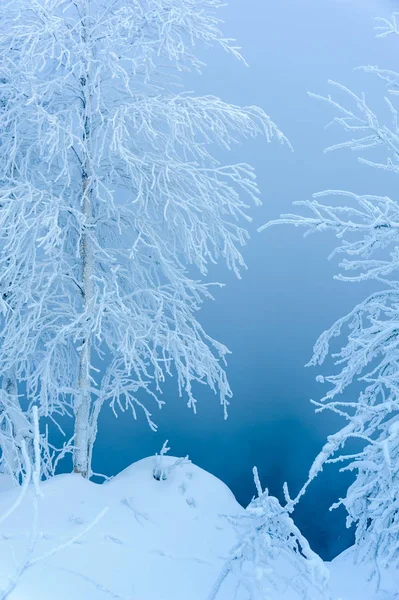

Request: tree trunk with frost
left=74, top=0, right=93, bottom=477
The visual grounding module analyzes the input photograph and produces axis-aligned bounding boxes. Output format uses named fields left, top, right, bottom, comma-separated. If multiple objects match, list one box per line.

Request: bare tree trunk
left=73, top=0, right=93, bottom=478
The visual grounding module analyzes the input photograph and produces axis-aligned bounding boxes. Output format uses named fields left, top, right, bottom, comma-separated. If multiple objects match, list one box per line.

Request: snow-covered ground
left=0, top=457, right=396, bottom=599
left=329, top=548, right=398, bottom=600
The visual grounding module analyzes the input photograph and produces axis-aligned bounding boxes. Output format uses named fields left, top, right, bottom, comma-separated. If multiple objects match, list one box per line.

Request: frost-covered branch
left=0, top=388, right=33, bottom=483
left=264, top=190, right=399, bottom=287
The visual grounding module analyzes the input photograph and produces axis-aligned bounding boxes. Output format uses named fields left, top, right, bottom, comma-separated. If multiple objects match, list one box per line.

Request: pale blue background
left=89, top=0, right=397, bottom=558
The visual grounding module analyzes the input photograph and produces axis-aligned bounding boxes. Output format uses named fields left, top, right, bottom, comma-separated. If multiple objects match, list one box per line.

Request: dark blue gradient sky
left=88, top=0, right=398, bottom=559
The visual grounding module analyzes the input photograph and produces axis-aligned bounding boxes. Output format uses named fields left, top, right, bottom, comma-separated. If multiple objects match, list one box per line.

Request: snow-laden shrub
left=209, top=468, right=329, bottom=600
left=334, top=421, right=399, bottom=575
left=152, top=441, right=190, bottom=481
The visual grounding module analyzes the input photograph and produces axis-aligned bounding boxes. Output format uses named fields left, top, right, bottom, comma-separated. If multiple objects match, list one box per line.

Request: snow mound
left=329, top=547, right=399, bottom=600
left=0, top=456, right=243, bottom=600
left=110, top=455, right=240, bottom=517
left=0, top=456, right=397, bottom=599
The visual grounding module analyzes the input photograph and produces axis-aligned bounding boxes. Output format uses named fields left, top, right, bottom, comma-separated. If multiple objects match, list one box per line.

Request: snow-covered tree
left=0, top=0, right=286, bottom=478
left=208, top=468, right=329, bottom=600
left=263, top=12, right=399, bottom=578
